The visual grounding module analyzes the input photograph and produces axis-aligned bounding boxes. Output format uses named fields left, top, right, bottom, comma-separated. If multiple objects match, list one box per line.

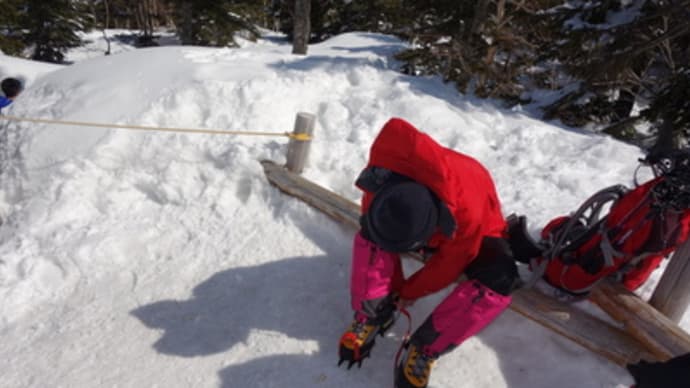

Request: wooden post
left=285, top=112, right=315, bottom=174
left=650, top=239, right=690, bottom=323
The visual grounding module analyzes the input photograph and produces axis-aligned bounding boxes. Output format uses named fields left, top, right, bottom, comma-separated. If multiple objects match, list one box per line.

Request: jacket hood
left=366, top=118, right=462, bottom=210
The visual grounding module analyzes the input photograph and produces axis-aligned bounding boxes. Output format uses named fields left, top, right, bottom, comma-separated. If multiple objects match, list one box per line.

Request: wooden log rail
left=591, top=280, right=690, bottom=360
left=261, top=160, right=690, bottom=365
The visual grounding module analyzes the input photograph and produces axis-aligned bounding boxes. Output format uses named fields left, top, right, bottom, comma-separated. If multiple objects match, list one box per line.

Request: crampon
left=337, top=315, right=395, bottom=369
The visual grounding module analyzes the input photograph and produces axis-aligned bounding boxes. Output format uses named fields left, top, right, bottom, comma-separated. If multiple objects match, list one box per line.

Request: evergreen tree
left=394, top=0, right=537, bottom=100
left=335, top=0, right=408, bottom=36
left=389, top=0, right=690, bottom=148
left=168, top=0, right=261, bottom=47
left=0, top=0, right=25, bottom=55
left=273, top=0, right=336, bottom=42
left=644, top=68, right=690, bottom=152
left=133, top=0, right=158, bottom=46
left=541, top=0, right=690, bottom=135
left=23, top=0, right=91, bottom=63
left=292, top=0, right=311, bottom=54
left=90, top=0, right=172, bottom=47
left=273, top=0, right=410, bottom=43
left=91, top=0, right=138, bottom=29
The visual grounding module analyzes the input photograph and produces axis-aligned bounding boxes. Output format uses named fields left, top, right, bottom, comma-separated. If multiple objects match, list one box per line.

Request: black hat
left=1, top=77, right=22, bottom=98
left=366, top=181, right=439, bottom=252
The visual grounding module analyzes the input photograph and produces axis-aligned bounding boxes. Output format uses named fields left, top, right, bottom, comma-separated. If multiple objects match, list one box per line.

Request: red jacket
left=359, top=118, right=507, bottom=300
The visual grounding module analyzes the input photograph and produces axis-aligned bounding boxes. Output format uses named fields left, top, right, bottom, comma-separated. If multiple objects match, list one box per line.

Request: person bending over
left=338, top=118, right=521, bottom=388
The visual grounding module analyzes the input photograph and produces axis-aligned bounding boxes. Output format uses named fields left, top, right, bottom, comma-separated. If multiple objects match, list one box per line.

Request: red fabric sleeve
left=399, top=227, right=482, bottom=300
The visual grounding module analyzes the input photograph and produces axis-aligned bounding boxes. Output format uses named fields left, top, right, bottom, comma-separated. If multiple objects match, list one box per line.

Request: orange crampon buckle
left=338, top=331, right=368, bottom=369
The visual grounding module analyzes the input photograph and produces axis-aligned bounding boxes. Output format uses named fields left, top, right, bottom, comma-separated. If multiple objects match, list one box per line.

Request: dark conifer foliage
left=336, top=0, right=409, bottom=35
left=168, top=0, right=261, bottom=47
left=0, top=0, right=24, bottom=56
left=2, top=0, right=690, bottom=149
left=273, top=0, right=338, bottom=42
left=541, top=0, right=690, bottom=139
left=23, top=0, right=91, bottom=63
left=395, top=0, right=538, bottom=100
left=272, top=0, right=410, bottom=43
left=644, top=68, right=690, bottom=152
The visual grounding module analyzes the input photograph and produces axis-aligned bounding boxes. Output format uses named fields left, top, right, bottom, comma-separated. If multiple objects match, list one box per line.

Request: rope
left=0, top=114, right=313, bottom=140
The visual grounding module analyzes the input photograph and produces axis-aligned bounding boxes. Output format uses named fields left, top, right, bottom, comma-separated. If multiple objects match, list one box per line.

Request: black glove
left=465, top=237, right=522, bottom=296
left=626, top=353, right=690, bottom=388
left=505, top=214, right=544, bottom=264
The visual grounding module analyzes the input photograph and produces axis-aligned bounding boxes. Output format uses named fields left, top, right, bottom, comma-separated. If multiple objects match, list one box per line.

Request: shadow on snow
left=130, top=210, right=408, bottom=387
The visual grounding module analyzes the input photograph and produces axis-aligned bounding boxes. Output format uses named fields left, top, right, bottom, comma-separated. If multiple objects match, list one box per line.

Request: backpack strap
left=523, top=185, right=627, bottom=290
left=599, top=222, right=626, bottom=268
left=612, top=207, right=684, bottom=280
left=572, top=187, right=653, bottom=274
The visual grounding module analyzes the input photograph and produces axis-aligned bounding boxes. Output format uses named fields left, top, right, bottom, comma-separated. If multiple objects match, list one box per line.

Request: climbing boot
left=394, top=343, right=437, bottom=388
left=338, top=310, right=396, bottom=369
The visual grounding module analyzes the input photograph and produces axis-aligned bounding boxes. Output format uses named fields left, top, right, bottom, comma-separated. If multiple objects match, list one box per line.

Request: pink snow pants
left=350, top=232, right=404, bottom=319
left=349, top=232, right=511, bottom=355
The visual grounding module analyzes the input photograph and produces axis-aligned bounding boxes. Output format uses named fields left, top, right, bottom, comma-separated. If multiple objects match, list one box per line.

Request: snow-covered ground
left=0, top=30, right=680, bottom=387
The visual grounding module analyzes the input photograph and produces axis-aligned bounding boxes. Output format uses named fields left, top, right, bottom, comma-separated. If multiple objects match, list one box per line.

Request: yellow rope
left=0, top=115, right=313, bottom=140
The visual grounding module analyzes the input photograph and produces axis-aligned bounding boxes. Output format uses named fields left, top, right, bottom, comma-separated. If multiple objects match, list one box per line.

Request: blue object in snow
left=0, top=95, right=12, bottom=114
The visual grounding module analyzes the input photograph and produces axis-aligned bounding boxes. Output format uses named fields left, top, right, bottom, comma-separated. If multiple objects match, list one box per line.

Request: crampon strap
left=339, top=331, right=363, bottom=361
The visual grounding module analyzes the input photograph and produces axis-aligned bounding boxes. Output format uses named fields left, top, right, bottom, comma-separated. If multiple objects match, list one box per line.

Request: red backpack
left=509, top=151, right=690, bottom=296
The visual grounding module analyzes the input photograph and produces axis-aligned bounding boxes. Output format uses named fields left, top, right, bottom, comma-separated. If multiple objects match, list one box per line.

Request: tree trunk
left=145, top=0, right=154, bottom=35
left=292, top=0, right=311, bottom=55
left=176, top=2, right=194, bottom=45
left=103, top=0, right=111, bottom=55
